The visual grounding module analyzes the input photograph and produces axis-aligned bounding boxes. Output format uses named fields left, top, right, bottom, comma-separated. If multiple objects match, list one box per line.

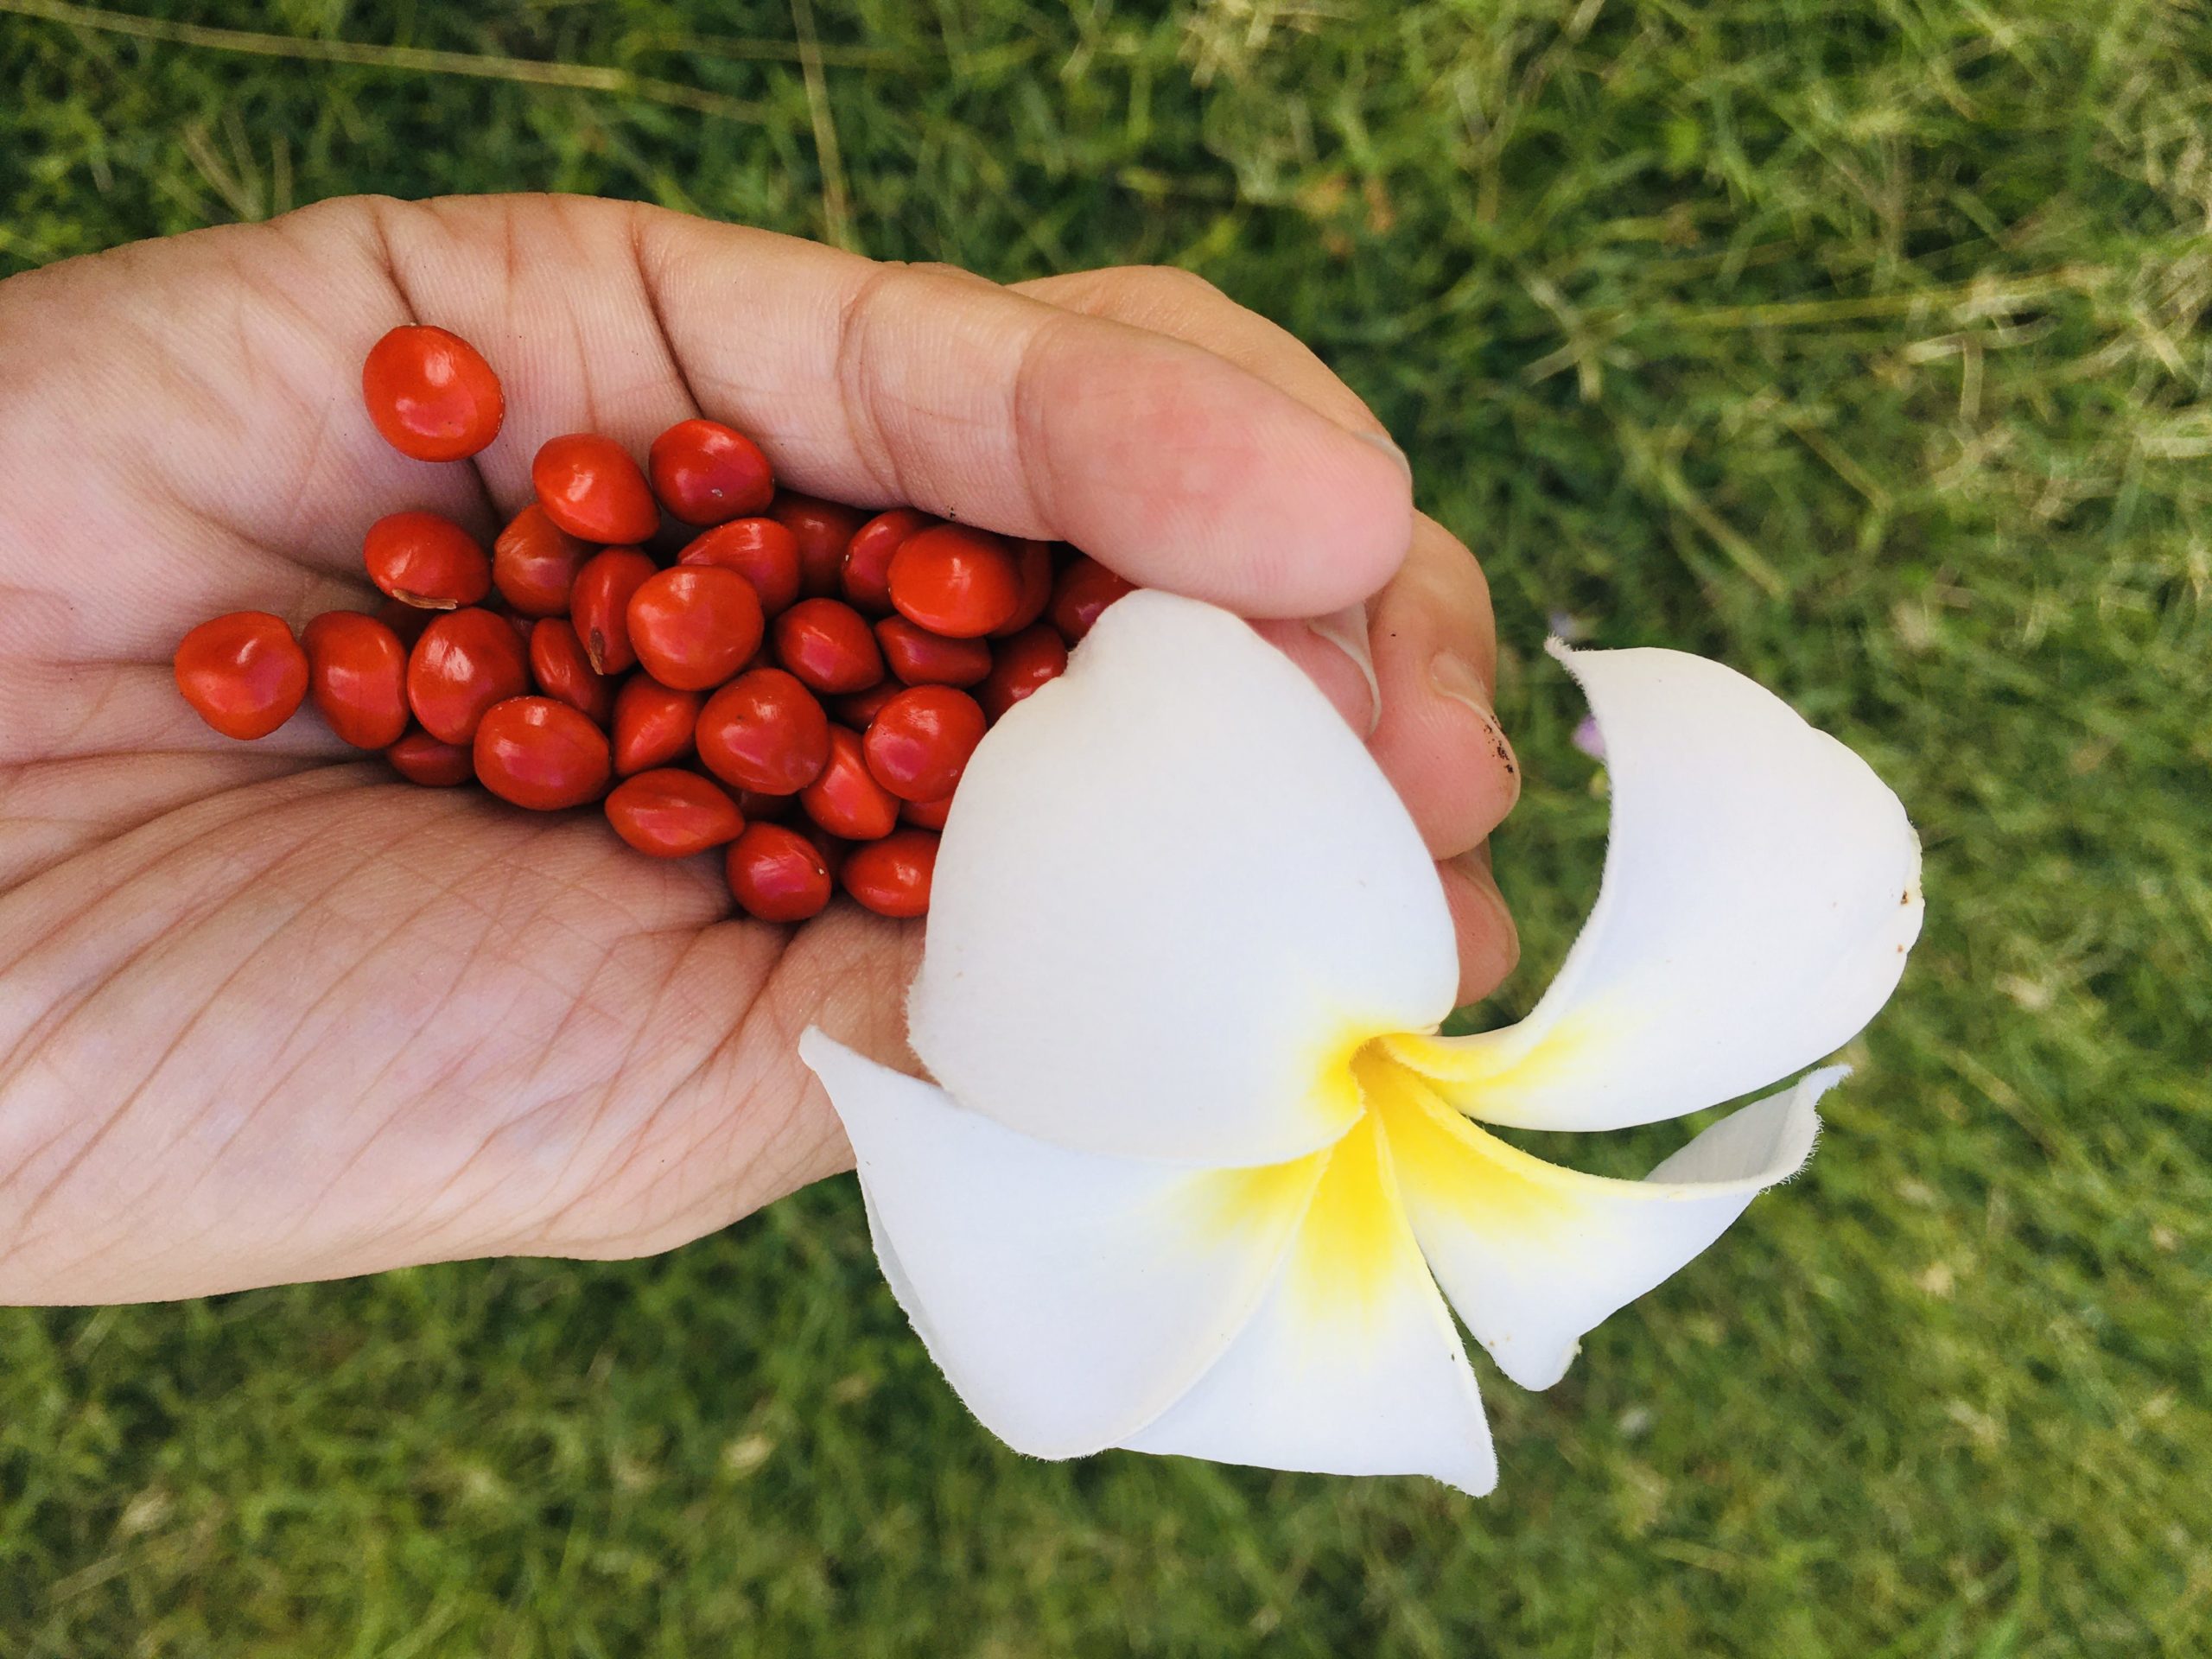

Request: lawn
left=2, top=1, right=2208, bottom=1654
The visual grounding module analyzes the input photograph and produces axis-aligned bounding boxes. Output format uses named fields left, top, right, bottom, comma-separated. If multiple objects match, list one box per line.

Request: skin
left=0, top=194, right=1519, bottom=1305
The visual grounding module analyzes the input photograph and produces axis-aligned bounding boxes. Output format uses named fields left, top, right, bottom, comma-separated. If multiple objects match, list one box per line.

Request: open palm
left=0, top=194, right=1517, bottom=1303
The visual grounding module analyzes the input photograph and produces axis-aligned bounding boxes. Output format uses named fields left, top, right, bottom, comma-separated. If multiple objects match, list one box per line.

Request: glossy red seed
left=875, top=616, right=991, bottom=688
left=174, top=611, right=308, bottom=740
left=976, top=622, right=1070, bottom=721
left=302, top=611, right=409, bottom=749
left=363, top=510, right=490, bottom=610
left=569, top=545, right=657, bottom=675
left=696, top=667, right=831, bottom=795
left=493, top=504, right=593, bottom=617
left=361, top=325, right=505, bottom=461
left=405, top=607, right=531, bottom=744
left=901, top=792, right=954, bottom=831
left=767, top=492, right=869, bottom=599
left=725, top=822, right=834, bottom=923
left=604, top=769, right=746, bottom=857
left=473, top=696, right=611, bottom=810
left=862, top=685, right=986, bottom=802
left=992, top=538, right=1056, bottom=638
left=1049, top=554, right=1137, bottom=643
left=842, top=828, right=938, bottom=918
left=830, top=678, right=903, bottom=728
left=842, top=509, right=935, bottom=614
left=626, top=566, right=765, bottom=690
left=679, top=518, right=801, bottom=615
left=648, top=419, right=775, bottom=525
left=532, top=434, right=660, bottom=543
left=529, top=618, right=613, bottom=725
left=385, top=728, right=474, bottom=786
left=888, top=524, right=1023, bottom=638
left=800, top=725, right=899, bottom=840
left=611, top=677, right=701, bottom=776
left=772, top=597, right=883, bottom=695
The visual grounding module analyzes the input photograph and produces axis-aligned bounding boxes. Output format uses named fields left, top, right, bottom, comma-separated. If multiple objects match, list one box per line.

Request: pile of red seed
left=172, top=325, right=1135, bottom=921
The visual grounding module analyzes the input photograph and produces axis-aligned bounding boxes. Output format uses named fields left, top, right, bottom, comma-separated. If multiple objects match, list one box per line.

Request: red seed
left=611, top=677, right=701, bottom=776
left=174, top=611, right=308, bottom=740
left=679, top=518, right=801, bottom=615
left=605, top=769, right=746, bottom=857
left=875, top=616, right=991, bottom=688
left=385, top=728, right=474, bottom=786
left=888, top=524, right=1023, bottom=638
left=626, top=565, right=765, bottom=690
left=725, top=822, right=834, bottom=923
left=901, top=792, right=954, bottom=831
left=473, top=696, right=611, bottom=810
left=302, top=611, right=409, bottom=749
left=405, top=607, right=531, bottom=744
left=830, top=678, right=902, bottom=728
left=766, top=491, right=869, bottom=599
left=862, top=685, right=987, bottom=802
left=374, top=597, right=433, bottom=648
left=493, top=504, right=593, bottom=618
left=696, top=667, right=831, bottom=795
left=842, top=828, right=939, bottom=918
left=649, top=419, right=775, bottom=525
left=1048, top=554, right=1137, bottom=643
left=363, top=510, right=490, bottom=610
left=772, top=597, right=883, bottom=695
left=796, top=819, right=849, bottom=880
left=529, top=618, right=613, bottom=725
left=800, top=726, right=899, bottom=840
left=992, top=538, right=1056, bottom=637
left=532, top=434, right=659, bottom=543
left=361, top=325, right=505, bottom=462
left=976, top=622, right=1069, bottom=721
left=569, top=545, right=657, bottom=675
left=842, top=509, right=935, bottom=614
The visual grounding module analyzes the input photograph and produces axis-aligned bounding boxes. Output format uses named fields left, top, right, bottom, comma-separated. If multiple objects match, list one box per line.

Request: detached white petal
left=1389, top=643, right=1922, bottom=1131
left=802, top=1032, right=1326, bottom=1458
left=1372, top=1057, right=1837, bottom=1390
left=912, top=589, right=1457, bottom=1166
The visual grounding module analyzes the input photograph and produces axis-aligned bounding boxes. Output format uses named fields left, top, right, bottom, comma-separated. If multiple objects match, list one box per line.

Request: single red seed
left=901, top=792, right=954, bottom=831
left=569, top=545, right=657, bottom=675
left=302, top=611, right=409, bottom=749
left=976, top=622, right=1069, bottom=721
left=405, top=607, right=531, bottom=744
left=992, top=538, right=1056, bottom=638
left=361, top=325, right=505, bottom=462
left=363, top=510, right=490, bottom=610
left=374, top=597, right=433, bottom=647
left=174, top=611, right=308, bottom=740
left=529, top=618, right=613, bottom=725
left=766, top=492, right=869, bottom=599
left=876, top=616, right=991, bottom=688
left=842, top=828, right=939, bottom=918
left=830, top=678, right=902, bottom=728
left=679, top=518, right=801, bottom=615
left=473, top=696, right=611, bottom=810
left=862, top=685, right=987, bottom=802
left=649, top=419, right=775, bottom=525
left=696, top=667, right=831, bottom=795
left=1049, top=554, right=1137, bottom=643
left=385, top=728, right=474, bottom=786
left=611, top=677, right=701, bottom=775
left=605, top=769, right=746, bottom=857
left=772, top=597, right=883, bottom=694
left=626, top=565, right=765, bottom=690
left=532, top=434, right=660, bottom=543
left=800, top=726, right=899, bottom=840
left=493, top=503, right=593, bottom=617
left=842, top=509, right=935, bottom=614
left=888, top=524, right=1023, bottom=638
left=725, top=822, right=834, bottom=923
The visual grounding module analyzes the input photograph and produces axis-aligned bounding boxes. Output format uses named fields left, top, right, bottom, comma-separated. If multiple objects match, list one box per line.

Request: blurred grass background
left=2, top=0, right=2208, bottom=1653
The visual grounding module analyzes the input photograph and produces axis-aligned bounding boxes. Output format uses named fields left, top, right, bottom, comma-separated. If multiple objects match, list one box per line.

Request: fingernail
left=1430, top=651, right=1521, bottom=800
left=1307, top=604, right=1381, bottom=737
left=1355, top=429, right=1413, bottom=480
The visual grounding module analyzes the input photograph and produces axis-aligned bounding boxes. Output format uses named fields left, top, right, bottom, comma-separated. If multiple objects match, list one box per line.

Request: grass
left=3, top=0, right=2208, bottom=1652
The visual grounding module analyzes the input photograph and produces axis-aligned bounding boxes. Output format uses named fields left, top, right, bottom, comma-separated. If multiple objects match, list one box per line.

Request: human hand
left=0, top=194, right=1517, bottom=1302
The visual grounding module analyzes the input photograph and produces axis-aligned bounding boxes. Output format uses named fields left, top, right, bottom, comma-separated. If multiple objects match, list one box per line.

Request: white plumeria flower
left=802, top=590, right=1923, bottom=1494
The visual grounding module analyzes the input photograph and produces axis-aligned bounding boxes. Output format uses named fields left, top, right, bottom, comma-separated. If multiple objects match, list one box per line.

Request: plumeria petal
left=911, top=589, right=1457, bottom=1166
left=1121, top=1114, right=1497, bottom=1495
left=1388, top=642, right=1922, bottom=1130
left=801, top=1031, right=1329, bottom=1458
left=1370, top=1056, right=1835, bottom=1390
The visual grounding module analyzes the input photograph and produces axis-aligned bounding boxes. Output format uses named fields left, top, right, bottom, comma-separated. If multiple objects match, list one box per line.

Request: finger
left=1441, top=845, right=1522, bottom=1006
